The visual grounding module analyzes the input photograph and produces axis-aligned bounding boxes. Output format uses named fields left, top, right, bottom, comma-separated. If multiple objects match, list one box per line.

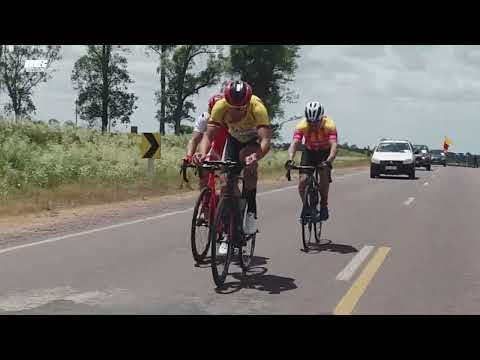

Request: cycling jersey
left=193, top=112, right=209, bottom=133
left=193, top=112, right=228, bottom=160
left=208, top=95, right=270, bottom=143
left=293, top=117, right=338, bottom=151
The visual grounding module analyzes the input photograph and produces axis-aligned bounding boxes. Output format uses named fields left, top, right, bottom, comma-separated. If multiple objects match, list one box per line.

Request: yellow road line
left=334, top=246, right=391, bottom=315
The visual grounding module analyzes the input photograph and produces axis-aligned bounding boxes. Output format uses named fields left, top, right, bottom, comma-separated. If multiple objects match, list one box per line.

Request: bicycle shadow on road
left=303, top=240, right=358, bottom=255
left=215, top=260, right=298, bottom=295
left=195, top=255, right=268, bottom=269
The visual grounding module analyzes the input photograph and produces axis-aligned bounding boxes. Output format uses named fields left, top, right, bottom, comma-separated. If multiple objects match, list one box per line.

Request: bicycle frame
left=204, top=160, right=246, bottom=244
left=206, top=171, right=219, bottom=224
left=181, top=162, right=220, bottom=224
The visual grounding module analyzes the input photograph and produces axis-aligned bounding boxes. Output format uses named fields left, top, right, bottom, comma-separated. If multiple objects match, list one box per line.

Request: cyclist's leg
left=299, top=149, right=315, bottom=203
left=317, top=150, right=331, bottom=207
left=239, top=140, right=261, bottom=234
left=239, top=140, right=261, bottom=216
left=318, top=150, right=331, bottom=220
left=221, top=134, right=241, bottom=197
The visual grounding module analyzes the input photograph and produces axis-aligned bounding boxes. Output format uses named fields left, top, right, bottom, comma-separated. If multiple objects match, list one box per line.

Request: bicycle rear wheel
left=210, top=199, right=234, bottom=287
left=191, top=187, right=212, bottom=263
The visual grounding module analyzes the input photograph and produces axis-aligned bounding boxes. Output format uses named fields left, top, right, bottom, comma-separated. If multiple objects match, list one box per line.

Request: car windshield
left=376, top=143, right=411, bottom=152
left=430, top=150, right=443, bottom=155
left=414, top=145, right=429, bottom=151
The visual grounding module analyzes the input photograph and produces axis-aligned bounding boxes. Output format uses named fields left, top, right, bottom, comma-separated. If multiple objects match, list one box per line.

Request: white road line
left=0, top=169, right=369, bottom=256
left=0, top=208, right=194, bottom=256
left=424, top=182, right=429, bottom=186
left=257, top=186, right=297, bottom=197
left=403, top=197, right=415, bottom=206
left=336, top=245, right=375, bottom=281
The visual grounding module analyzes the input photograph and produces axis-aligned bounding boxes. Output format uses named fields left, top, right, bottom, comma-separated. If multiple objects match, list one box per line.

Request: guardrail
left=446, top=161, right=479, bottom=168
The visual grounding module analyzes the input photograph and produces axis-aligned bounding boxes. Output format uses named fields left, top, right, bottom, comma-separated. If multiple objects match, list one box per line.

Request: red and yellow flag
left=443, top=136, right=452, bottom=152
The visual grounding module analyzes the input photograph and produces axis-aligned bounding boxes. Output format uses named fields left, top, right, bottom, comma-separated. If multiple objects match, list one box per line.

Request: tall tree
left=0, top=45, right=61, bottom=120
left=161, top=45, right=226, bottom=135
left=0, top=45, right=4, bottom=97
left=71, top=45, right=138, bottom=133
left=229, top=45, right=300, bottom=138
left=147, top=45, right=176, bottom=135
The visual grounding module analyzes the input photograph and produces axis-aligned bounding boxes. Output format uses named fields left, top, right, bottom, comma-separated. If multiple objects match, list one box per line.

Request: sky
left=2, top=45, right=480, bottom=153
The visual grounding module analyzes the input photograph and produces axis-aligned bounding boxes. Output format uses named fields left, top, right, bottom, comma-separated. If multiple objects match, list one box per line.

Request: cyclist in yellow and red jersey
left=194, top=81, right=272, bottom=244
left=286, top=101, right=338, bottom=223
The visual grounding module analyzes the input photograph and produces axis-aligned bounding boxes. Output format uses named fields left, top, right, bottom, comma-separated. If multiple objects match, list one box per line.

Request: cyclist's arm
left=199, top=124, right=220, bottom=155
left=325, top=124, right=338, bottom=163
left=186, top=131, right=204, bottom=157
left=289, top=127, right=304, bottom=161
left=326, top=140, right=338, bottom=163
left=288, top=139, right=301, bottom=161
left=257, top=126, right=272, bottom=160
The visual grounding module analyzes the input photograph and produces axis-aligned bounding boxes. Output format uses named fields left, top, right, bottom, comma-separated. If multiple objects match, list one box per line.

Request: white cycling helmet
left=305, top=101, right=324, bottom=123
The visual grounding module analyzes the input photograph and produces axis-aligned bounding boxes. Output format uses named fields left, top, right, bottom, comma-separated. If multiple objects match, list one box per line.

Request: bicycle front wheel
left=191, top=187, right=212, bottom=263
left=301, top=183, right=319, bottom=251
left=210, top=199, right=234, bottom=288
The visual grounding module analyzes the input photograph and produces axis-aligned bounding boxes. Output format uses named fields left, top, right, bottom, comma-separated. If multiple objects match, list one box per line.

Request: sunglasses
left=229, top=104, right=248, bottom=111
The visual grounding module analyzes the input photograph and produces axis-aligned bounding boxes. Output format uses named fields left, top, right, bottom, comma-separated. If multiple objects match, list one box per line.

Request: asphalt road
left=0, top=165, right=479, bottom=314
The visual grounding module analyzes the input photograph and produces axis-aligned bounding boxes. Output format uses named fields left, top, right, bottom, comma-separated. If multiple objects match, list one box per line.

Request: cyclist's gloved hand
left=321, top=160, right=332, bottom=169
left=192, top=152, right=205, bottom=166
left=183, top=155, right=193, bottom=164
left=285, top=160, right=294, bottom=170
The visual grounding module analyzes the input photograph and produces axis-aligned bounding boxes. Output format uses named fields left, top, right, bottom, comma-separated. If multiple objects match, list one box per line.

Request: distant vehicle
left=370, top=139, right=416, bottom=179
left=430, top=149, right=447, bottom=167
left=457, top=153, right=466, bottom=164
left=413, top=144, right=431, bottom=171
left=446, top=152, right=457, bottom=164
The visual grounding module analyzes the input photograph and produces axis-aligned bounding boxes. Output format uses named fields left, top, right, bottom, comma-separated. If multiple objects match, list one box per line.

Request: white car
left=370, top=140, right=416, bottom=179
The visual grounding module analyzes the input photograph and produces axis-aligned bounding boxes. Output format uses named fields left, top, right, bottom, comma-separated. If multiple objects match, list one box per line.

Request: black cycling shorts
left=223, top=135, right=260, bottom=176
left=300, top=149, right=332, bottom=182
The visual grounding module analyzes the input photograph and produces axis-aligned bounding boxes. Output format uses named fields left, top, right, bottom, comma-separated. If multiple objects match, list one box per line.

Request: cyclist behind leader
left=285, top=101, right=338, bottom=223
left=194, top=80, right=272, bottom=238
left=183, top=94, right=228, bottom=191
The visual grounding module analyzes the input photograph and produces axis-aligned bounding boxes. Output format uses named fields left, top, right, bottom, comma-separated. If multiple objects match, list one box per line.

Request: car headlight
left=403, top=159, right=414, bottom=164
left=371, top=158, right=380, bottom=164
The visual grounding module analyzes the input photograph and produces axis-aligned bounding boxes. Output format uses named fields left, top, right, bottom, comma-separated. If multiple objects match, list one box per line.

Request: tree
left=71, top=45, right=138, bottom=133
left=147, top=45, right=176, bottom=135
left=0, top=45, right=4, bottom=92
left=161, top=45, right=226, bottom=135
left=64, top=120, right=75, bottom=127
left=48, top=118, right=60, bottom=126
left=0, top=45, right=61, bottom=120
left=180, top=124, right=193, bottom=134
left=228, top=45, right=300, bottom=138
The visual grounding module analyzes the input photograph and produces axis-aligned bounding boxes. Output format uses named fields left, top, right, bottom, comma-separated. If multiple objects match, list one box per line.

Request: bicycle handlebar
left=180, top=160, right=243, bottom=183
left=203, top=160, right=242, bottom=167
left=285, top=163, right=330, bottom=182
